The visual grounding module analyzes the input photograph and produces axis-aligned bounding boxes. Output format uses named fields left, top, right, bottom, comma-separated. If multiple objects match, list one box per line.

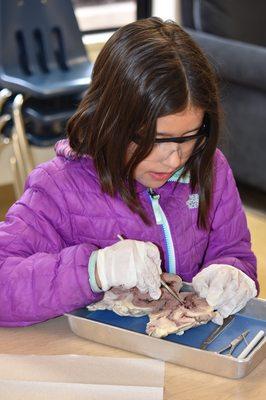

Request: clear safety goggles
left=133, top=114, right=210, bottom=161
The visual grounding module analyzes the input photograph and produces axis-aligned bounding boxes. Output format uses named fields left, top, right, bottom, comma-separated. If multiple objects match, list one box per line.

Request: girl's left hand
left=192, top=264, right=257, bottom=325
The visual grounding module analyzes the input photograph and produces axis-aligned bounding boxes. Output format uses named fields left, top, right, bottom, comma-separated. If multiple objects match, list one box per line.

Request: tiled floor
left=1, top=182, right=265, bottom=298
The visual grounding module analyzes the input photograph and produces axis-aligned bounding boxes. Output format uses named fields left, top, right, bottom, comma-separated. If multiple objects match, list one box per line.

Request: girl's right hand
left=95, top=239, right=162, bottom=299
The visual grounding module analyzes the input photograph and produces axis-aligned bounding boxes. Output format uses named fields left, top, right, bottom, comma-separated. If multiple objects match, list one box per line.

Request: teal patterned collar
left=167, top=167, right=190, bottom=183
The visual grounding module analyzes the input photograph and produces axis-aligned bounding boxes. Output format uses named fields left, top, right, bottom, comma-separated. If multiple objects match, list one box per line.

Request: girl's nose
left=162, top=147, right=182, bottom=170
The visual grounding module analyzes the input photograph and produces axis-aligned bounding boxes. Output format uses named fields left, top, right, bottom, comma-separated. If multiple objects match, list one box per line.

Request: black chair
left=0, top=0, right=92, bottom=196
left=0, top=0, right=92, bottom=97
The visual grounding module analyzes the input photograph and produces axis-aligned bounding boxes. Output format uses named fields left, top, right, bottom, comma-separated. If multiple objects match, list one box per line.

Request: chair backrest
left=0, top=0, right=92, bottom=97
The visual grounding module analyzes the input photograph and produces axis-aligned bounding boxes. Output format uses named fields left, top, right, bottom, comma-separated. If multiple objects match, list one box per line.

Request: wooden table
left=0, top=316, right=265, bottom=400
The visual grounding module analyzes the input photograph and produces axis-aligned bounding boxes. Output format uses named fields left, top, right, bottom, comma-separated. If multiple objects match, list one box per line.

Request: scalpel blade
left=200, top=315, right=235, bottom=350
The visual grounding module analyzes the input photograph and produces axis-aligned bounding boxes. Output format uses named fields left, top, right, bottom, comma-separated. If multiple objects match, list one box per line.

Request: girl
left=0, top=17, right=257, bottom=327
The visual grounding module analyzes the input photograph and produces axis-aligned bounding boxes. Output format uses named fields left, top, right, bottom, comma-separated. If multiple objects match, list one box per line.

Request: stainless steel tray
left=66, top=297, right=266, bottom=379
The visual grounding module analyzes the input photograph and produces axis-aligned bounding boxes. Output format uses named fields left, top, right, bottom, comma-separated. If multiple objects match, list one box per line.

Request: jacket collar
left=168, top=167, right=190, bottom=183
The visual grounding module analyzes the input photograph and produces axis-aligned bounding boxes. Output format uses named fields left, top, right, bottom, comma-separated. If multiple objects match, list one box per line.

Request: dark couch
left=180, top=0, right=266, bottom=192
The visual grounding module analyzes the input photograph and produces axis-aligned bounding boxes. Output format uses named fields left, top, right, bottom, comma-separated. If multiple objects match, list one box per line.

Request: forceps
left=160, top=278, right=185, bottom=306
left=217, top=330, right=249, bottom=356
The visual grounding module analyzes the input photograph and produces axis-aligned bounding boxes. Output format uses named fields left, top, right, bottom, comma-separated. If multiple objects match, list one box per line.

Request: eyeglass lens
left=153, top=136, right=206, bottom=160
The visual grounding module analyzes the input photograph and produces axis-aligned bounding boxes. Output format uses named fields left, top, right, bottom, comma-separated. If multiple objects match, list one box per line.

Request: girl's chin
left=142, top=176, right=168, bottom=189
left=135, top=171, right=173, bottom=188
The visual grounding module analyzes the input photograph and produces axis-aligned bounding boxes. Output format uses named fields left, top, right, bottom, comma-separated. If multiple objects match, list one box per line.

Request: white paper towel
left=0, top=354, right=165, bottom=400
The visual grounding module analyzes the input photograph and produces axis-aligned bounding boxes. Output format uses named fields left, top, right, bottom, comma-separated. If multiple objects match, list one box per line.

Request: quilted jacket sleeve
left=0, top=167, right=102, bottom=327
left=202, top=152, right=259, bottom=291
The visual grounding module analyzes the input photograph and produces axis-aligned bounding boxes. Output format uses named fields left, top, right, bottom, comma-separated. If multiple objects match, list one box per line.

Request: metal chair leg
left=10, top=156, right=23, bottom=199
left=0, top=90, right=34, bottom=199
left=12, top=94, right=34, bottom=177
left=0, top=88, right=12, bottom=113
left=0, top=88, right=12, bottom=150
left=11, top=127, right=28, bottom=187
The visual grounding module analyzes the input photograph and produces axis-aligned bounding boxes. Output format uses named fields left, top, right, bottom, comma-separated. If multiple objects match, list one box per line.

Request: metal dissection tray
left=66, top=295, right=266, bottom=379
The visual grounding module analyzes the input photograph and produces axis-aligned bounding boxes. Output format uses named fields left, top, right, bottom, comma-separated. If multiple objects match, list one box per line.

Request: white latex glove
left=96, top=239, right=162, bottom=299
left=192, top=264, right=257, bottom=325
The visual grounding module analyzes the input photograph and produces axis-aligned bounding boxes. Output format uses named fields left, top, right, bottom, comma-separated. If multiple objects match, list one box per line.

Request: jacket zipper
left=148, top=189, right=176, bottom=273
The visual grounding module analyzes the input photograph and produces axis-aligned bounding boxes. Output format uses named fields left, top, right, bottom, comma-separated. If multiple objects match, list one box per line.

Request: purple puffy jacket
left=0, top=140, right=257, bottom=326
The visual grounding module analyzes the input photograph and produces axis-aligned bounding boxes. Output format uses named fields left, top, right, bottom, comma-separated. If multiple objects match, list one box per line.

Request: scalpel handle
left=238, top=330, right=265, bottom=359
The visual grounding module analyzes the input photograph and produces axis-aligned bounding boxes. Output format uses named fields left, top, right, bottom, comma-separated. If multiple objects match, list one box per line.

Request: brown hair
left=67, top=17, right=221, bottom=229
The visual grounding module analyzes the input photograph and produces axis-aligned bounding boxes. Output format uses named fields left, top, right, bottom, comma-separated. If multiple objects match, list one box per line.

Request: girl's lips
left=149, top=171, right=173, bottom=181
